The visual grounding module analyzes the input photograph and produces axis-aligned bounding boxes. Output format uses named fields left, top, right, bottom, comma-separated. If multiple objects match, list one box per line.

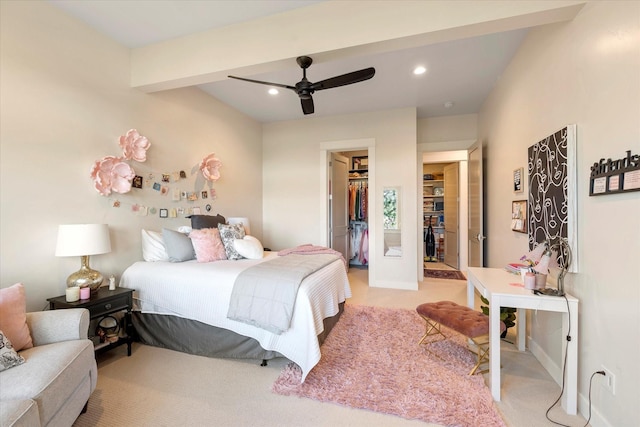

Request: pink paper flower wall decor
left=200, top=153, right=222, bottom=181
left=119, top=129, right=150, bottom=162
left=90, top=156, right=136, bottom=196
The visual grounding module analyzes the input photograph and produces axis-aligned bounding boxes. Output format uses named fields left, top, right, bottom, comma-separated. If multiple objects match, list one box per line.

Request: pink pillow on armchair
left=0, top=283, right=33, bottom=351
left=189, top=228, right=227, bottom=262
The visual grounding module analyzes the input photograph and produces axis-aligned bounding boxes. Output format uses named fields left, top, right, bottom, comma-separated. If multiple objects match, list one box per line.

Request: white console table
left=466, top=267, right=579, bottom=414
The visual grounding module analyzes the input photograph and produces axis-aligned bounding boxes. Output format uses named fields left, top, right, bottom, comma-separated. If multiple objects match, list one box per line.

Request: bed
left=119, top=251, right=351, bottom=382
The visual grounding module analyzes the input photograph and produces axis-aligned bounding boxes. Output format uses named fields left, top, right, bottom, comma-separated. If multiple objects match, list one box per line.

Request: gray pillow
left=189, top=214, right=226, bottom=230
left=217, top=223, right=246, bottom=260
left=162, top=228, right=195, bottom=262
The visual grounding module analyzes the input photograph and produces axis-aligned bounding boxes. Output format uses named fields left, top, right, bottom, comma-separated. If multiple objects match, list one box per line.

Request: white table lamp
left=56, top=224, right=111, bottom=292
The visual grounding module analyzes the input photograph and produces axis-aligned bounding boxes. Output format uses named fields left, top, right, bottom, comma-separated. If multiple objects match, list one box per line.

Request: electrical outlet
left=601, top=366, right=616, bottom=395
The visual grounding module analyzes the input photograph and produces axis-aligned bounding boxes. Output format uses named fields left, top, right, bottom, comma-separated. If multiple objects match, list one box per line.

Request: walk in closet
left=423, top=166, right=445, bottom=263
left=347, top=153, right=369, bottom=267
left=423, top=162, right=460, bottom=269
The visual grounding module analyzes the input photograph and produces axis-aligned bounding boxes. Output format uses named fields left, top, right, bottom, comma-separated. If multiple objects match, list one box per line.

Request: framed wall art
left=527, top=124, right=578, bottom=272
left=513, top=167, right=524, bottom=193
left=511, top=200, right=527, bottom=233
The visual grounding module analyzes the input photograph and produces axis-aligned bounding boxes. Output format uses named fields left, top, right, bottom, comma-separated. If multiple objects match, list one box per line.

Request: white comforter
left=119, top=252, right=351, bottom=381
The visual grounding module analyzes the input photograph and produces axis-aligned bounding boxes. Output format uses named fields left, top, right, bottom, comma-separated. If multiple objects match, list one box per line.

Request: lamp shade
left=533, top=252, right=551, bottom=274
left=55, top=224, right=111, bottom=257
left=227, top=217, right=250, bottom=235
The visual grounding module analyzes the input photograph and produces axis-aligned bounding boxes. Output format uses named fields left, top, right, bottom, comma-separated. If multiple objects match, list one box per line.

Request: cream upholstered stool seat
left=416, top=301, right=506, bottom=375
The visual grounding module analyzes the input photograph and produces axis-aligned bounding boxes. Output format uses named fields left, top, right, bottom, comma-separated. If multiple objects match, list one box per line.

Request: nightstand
left=47, top=287, right=134, bottom=356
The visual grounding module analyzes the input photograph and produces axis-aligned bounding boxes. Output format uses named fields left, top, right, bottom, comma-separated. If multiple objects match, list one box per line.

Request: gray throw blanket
left=227, top=253, right=339, bottom=334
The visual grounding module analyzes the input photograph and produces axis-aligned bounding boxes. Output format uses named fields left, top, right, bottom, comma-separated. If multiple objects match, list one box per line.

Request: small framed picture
left=132, top=175, right=143, bottom=189
left=513, top=167, right=524, bottom=193
left=511, top=200, right=527, bottom=233
left=159, top=208, right=168, bottom=218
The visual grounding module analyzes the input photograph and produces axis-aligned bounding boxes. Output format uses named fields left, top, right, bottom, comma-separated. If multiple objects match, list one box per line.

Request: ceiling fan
left=228, top=56, right=375, bottom=115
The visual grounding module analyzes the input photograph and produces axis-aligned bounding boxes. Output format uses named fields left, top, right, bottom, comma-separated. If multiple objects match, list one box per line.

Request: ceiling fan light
left=268, top=88, right=279, bottom=95
left=413, top=66, right=427, bottom=75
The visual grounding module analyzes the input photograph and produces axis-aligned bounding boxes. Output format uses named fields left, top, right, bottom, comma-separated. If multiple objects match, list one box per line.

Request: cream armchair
left=0, top=308, right=97, bottom=427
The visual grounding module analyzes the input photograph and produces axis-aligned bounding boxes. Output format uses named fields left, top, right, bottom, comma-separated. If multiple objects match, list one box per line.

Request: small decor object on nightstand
left=109, top=275, right=116, bottom=290
left=65, top=286, right=79, bottom=302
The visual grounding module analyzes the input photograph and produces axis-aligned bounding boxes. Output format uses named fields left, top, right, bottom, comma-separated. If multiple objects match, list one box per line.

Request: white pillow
left=141, top=229, right=169, bottom=262
left=233, top=236, right=264, bottom=260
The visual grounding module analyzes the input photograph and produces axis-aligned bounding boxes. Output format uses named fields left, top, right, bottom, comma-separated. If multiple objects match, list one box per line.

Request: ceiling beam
left=131, top=1, right=585, bottom=92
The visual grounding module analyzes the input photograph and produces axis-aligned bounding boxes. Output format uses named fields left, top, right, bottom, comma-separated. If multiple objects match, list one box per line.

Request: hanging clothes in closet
left=349, top=181, right=368, bottom=266
left=349, top=182, right=368, bottom=221
left=349, top=221, right=368, bottom=266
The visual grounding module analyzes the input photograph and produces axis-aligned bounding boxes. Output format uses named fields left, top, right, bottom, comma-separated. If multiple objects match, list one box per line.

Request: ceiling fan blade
left=310, top=67, right=375, bottom=91
left=228, top=75, right=296, bottom=91
left=301, top=97, right=314, bottom=115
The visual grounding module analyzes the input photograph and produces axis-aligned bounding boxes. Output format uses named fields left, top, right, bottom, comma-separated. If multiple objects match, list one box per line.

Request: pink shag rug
left=272, top=305, right=505, bottom=427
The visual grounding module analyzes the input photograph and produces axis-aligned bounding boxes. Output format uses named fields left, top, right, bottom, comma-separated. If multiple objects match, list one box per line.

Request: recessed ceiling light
left=268, top=88, right=279, bottom=95
left=444, top=101, right=455, bottom=109
left=413, top=66, right=427, bottom=75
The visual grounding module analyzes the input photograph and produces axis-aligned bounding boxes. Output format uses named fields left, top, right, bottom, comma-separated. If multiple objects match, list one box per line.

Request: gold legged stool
left=416, top=301, right=506, bottom=375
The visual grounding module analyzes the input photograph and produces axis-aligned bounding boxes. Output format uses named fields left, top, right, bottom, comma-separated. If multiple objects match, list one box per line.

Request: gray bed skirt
left=132, top=302, right=344, bottom=362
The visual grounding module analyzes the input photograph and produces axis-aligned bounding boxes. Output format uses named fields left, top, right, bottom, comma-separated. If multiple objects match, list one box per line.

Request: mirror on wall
left=383, top=187, right=402, bottom=257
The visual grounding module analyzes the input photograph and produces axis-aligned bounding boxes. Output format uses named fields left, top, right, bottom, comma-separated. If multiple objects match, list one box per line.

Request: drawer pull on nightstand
left=104, top=303, right=112, bottom=310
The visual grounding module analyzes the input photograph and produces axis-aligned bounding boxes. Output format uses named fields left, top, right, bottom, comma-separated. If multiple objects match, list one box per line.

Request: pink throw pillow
left=189, top=228, right=227, bottom=262
left=0, top=283, right=33, bottom=351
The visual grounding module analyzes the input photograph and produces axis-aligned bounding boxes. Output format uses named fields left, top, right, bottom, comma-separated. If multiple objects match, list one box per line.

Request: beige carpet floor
left=74, top=267, right=589, bottom=427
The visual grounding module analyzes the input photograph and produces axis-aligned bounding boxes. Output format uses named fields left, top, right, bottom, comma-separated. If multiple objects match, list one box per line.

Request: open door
left=329, top=153, right=349, bottom=264
left=468, top=143, right=485, bottom=267
left=443, top=163, right=459, bottom=268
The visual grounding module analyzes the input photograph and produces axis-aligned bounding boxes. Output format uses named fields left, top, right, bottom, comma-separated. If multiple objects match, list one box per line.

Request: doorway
left=421, top=149, right=469, bottom=275
left=320, top=138, right=375, bottom=287
left=330, top=150, right=369, bottom=269
left=423, top=162, right=459, bottom=270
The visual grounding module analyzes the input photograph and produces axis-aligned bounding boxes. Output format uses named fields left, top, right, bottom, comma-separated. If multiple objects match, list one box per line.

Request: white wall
left=418, top=114, right=477, bottom=144
left=0, top=1, right=263, bottom=311
left=478, top=2, right=640, bottom=426
left=263, top=108, right=419, bottom=289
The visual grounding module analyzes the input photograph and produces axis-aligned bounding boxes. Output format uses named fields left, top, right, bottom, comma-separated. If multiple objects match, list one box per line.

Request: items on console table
left=466, top=267, right=579, bottom=415
left=505, top=263, right=529, bottom=274
left=47, top=287, right=134, bottom=356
